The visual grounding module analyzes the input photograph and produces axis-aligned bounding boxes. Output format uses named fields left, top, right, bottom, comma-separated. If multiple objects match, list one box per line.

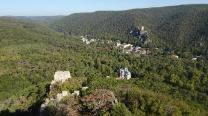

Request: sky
left=0, top=0, right=208, bottom=16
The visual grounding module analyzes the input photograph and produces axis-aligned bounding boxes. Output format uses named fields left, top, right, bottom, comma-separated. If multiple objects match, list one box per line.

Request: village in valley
left=81, top=26, right=152, bottom=56
left=81, top=25, right=201, bottom=61
left=79, top=25, right=202, bottom=82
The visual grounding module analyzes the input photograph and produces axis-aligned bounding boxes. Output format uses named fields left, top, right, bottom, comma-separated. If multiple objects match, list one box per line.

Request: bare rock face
left=50, top=71, right=71, bottom=90
left=53, top=71, right=71, bottom=83
left=81, top=89, right=118, bottom=113
left=41, top=71, right=71, bottom=116
left=56, top=91, right=69, bottom=102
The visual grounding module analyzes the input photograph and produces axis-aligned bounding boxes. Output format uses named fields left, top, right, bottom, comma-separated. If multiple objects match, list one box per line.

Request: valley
left=0, top=4, right=208, bottom=116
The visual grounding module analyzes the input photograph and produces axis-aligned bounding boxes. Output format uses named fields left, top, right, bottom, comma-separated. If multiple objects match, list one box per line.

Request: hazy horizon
left=1, top=4, right=208, bottom=17
left=0, top=0, right=208, bottom=16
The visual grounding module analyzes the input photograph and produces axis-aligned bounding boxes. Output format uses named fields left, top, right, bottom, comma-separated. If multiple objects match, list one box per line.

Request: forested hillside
left=0, top=5, right=208, bottom=116
left=52, top=4, right=208, bottom=56
left=0, top=17, right=93, bottom=114
left=12, top=16, right=64, bottom=24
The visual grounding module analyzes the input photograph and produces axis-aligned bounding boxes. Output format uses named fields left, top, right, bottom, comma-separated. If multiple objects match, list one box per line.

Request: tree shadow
left=0, top=96, right=45, bottom=116
left=0, top=109, right=32, bottom=116
left=0, top=84, right=50, bottom=116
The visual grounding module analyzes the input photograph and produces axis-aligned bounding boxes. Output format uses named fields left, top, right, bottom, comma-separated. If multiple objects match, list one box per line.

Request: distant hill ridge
left=52, top=4, right=208, bottom=56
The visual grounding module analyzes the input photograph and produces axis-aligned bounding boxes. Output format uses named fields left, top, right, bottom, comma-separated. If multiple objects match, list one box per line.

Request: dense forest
left=52, top=4, right=208, bottom=56
left=0, top=4, right=208, bottom=116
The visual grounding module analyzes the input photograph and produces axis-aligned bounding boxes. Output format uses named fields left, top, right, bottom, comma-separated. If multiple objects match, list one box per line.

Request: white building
left=81, top=36, right=97, bottom=45
left=192, top=58, right=197, bottom=61
left=91, top=39, right=95, bottom=42
left=119, top=68, right=131, bottom=80
left=81, top=37, right=88, bottom=42
left=123, top=44, right=133, bottom=49
left=81, top=37, right=90, bottom=44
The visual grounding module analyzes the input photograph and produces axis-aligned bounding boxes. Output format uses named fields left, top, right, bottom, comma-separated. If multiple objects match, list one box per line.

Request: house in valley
left=118, top=68, right=131, bottom=80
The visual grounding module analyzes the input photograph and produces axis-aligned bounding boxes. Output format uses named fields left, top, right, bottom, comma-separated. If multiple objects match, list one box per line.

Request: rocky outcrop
left=40, top=71, right=72, bottom=116
left=50, top=71, right=71, bottom=90
left=81, top=89, right=118, bottom=114
left=52, top=71, right=71, bottom=84
left=130, top=26, right=151, bottom=46
left=56, top=91, right=69, bottom=102
left=40, top=71, right=117, bottom=116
